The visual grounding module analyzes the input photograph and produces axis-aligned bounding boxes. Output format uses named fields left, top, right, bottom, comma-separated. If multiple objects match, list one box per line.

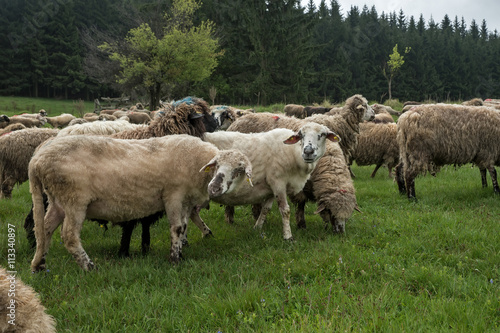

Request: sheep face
left=212, top=107, right=234, bottom=130
left=284, top=123, right=340, bottom=163
left=363, top=103, right=375, bottom=121
left=202, top=150, right=253, bottom=198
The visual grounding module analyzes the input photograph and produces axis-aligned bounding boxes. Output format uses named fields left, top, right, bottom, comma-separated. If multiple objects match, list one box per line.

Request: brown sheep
left=396, top=104, right=500, bottom=200
left=284, top=104, right=306, bottom=118
left=351, top=122, right=399, bottom=178
left=0, top=128, right=59, bottom=198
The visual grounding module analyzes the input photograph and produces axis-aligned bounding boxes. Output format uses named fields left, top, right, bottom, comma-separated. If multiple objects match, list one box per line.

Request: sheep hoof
left=203, top=230, right=214, bottom=238
left=181, top=239, right=190, bottom=247
left=284, top=237, right=294, bottom=242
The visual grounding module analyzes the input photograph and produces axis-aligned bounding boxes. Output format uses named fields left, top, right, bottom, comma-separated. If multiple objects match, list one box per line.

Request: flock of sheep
left=2, top=95, right=500, bottom=332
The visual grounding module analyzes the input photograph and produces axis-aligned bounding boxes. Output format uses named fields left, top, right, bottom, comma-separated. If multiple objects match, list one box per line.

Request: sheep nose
left=304, top=145, right=314, bottom=155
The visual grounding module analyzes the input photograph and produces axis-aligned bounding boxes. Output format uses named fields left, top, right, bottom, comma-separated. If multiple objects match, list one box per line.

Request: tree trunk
left=388, top=77, right=392, bottom=100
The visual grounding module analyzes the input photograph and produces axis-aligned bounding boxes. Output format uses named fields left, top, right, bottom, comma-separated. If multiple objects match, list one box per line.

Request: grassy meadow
left=0, top=97, right=499, bottom=332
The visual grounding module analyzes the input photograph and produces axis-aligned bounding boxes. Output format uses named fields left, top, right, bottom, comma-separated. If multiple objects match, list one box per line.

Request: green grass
left=1, top=164, right=499, bottom=332
left=0, top=96, right=95, bottom=117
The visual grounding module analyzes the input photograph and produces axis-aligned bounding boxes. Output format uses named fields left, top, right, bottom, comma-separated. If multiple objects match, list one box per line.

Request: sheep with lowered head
left=0, top=267, right=56, bottom=333
left=29, top=134, right=253, bottom=271
left=204, top=122, right=339, bottom=240
left=396, top=103, right=500, bottom=200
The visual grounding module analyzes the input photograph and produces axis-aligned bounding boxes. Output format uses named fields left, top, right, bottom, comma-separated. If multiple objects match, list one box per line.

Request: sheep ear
left=245, top=165, right=253, bottom=187
left=189, top=111, right=204, bottom=119
left=314, top=204, right=326, bottom=215
left=283, top=134, right=301, bottom=145
left=327, top=132, right=340, bottom=142
left=200, top=157, right=217, bottom=173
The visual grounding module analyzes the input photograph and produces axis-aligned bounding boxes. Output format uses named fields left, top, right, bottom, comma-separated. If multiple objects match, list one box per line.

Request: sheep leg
left=480, top=168, right=488, bottom=188
left=189, top=210, right=213, bottom=238
left=370, top=164, right=382, bottom=178
left=224, top=205, right=235, bottom=224
left=31, top=200, right=65, bottom=271
left=395, top=163, right=406, bottom=195
left=295, top=200, right=307, bottom=229
left=276, top=192, right=293, bottom=241
left=24, top=192, right=48, bottom=250
left=487, top=166, right=500, bottom=194
left=253, top=198, right=274, bottom=229
left=251, top=204, right=262, bottom=221
left=118, top=221, right=135, bottom=257
left=165, top=203, right=186, bottom=264
left=404, top=170, right=417, bottom=200
left=61, top=209, right=95, bottom=271
left=0, top=177, right=14, bottom=199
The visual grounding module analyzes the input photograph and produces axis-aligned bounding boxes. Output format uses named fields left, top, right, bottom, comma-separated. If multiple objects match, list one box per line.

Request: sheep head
left=284, top=123, right=340, bottom=164
left=201, top=150, right=253, bottom=198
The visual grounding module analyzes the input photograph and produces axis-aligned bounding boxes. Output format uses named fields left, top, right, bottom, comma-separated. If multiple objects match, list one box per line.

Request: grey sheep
left=29, top=134, right=253, bottom=271
left=396, top=104, right=500, bottom=200
left=351, top=122, right=399, bottom=178
left=0, top=128, right=58, bottom=198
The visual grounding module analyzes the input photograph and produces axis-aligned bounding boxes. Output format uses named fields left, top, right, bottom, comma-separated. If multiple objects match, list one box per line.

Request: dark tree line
left=1, top=0, right=499, bottom=105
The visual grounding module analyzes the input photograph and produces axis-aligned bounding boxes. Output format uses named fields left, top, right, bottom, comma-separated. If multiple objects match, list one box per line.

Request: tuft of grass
left=1, top=163, right=499, bottom=332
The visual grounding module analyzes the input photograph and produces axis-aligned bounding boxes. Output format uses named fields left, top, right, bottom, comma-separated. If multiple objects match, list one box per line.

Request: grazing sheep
left=284, top=104, right=306, bottom=118
left=57, top=119, right=146, bottom=137
left=0, top=115, right=44, bottom=128
left=227, top=95, right=369, bottom=232
left=29, top=134, right=253, bottom=270
left=45, top=113, right=76, bottom=128
left=396, top=104, right=500, bottom=200
left=351, top=122, right=399, bottom=178
left=0, top=267, right=56, bottom=333
left=0, top=123, right=26, bottom=136
left=0, top=128, right=58, bottom=199
left=204, top=123, right=339, bottom=240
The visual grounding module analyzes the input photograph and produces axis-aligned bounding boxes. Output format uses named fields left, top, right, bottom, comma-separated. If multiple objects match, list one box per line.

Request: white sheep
left=0, top=115, right=45, bottom=128
left=29, top=134, right=253, bottom=271
left=57, top=119, right=146, bottom=137
left=204, top=122, right=339, bottom=240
